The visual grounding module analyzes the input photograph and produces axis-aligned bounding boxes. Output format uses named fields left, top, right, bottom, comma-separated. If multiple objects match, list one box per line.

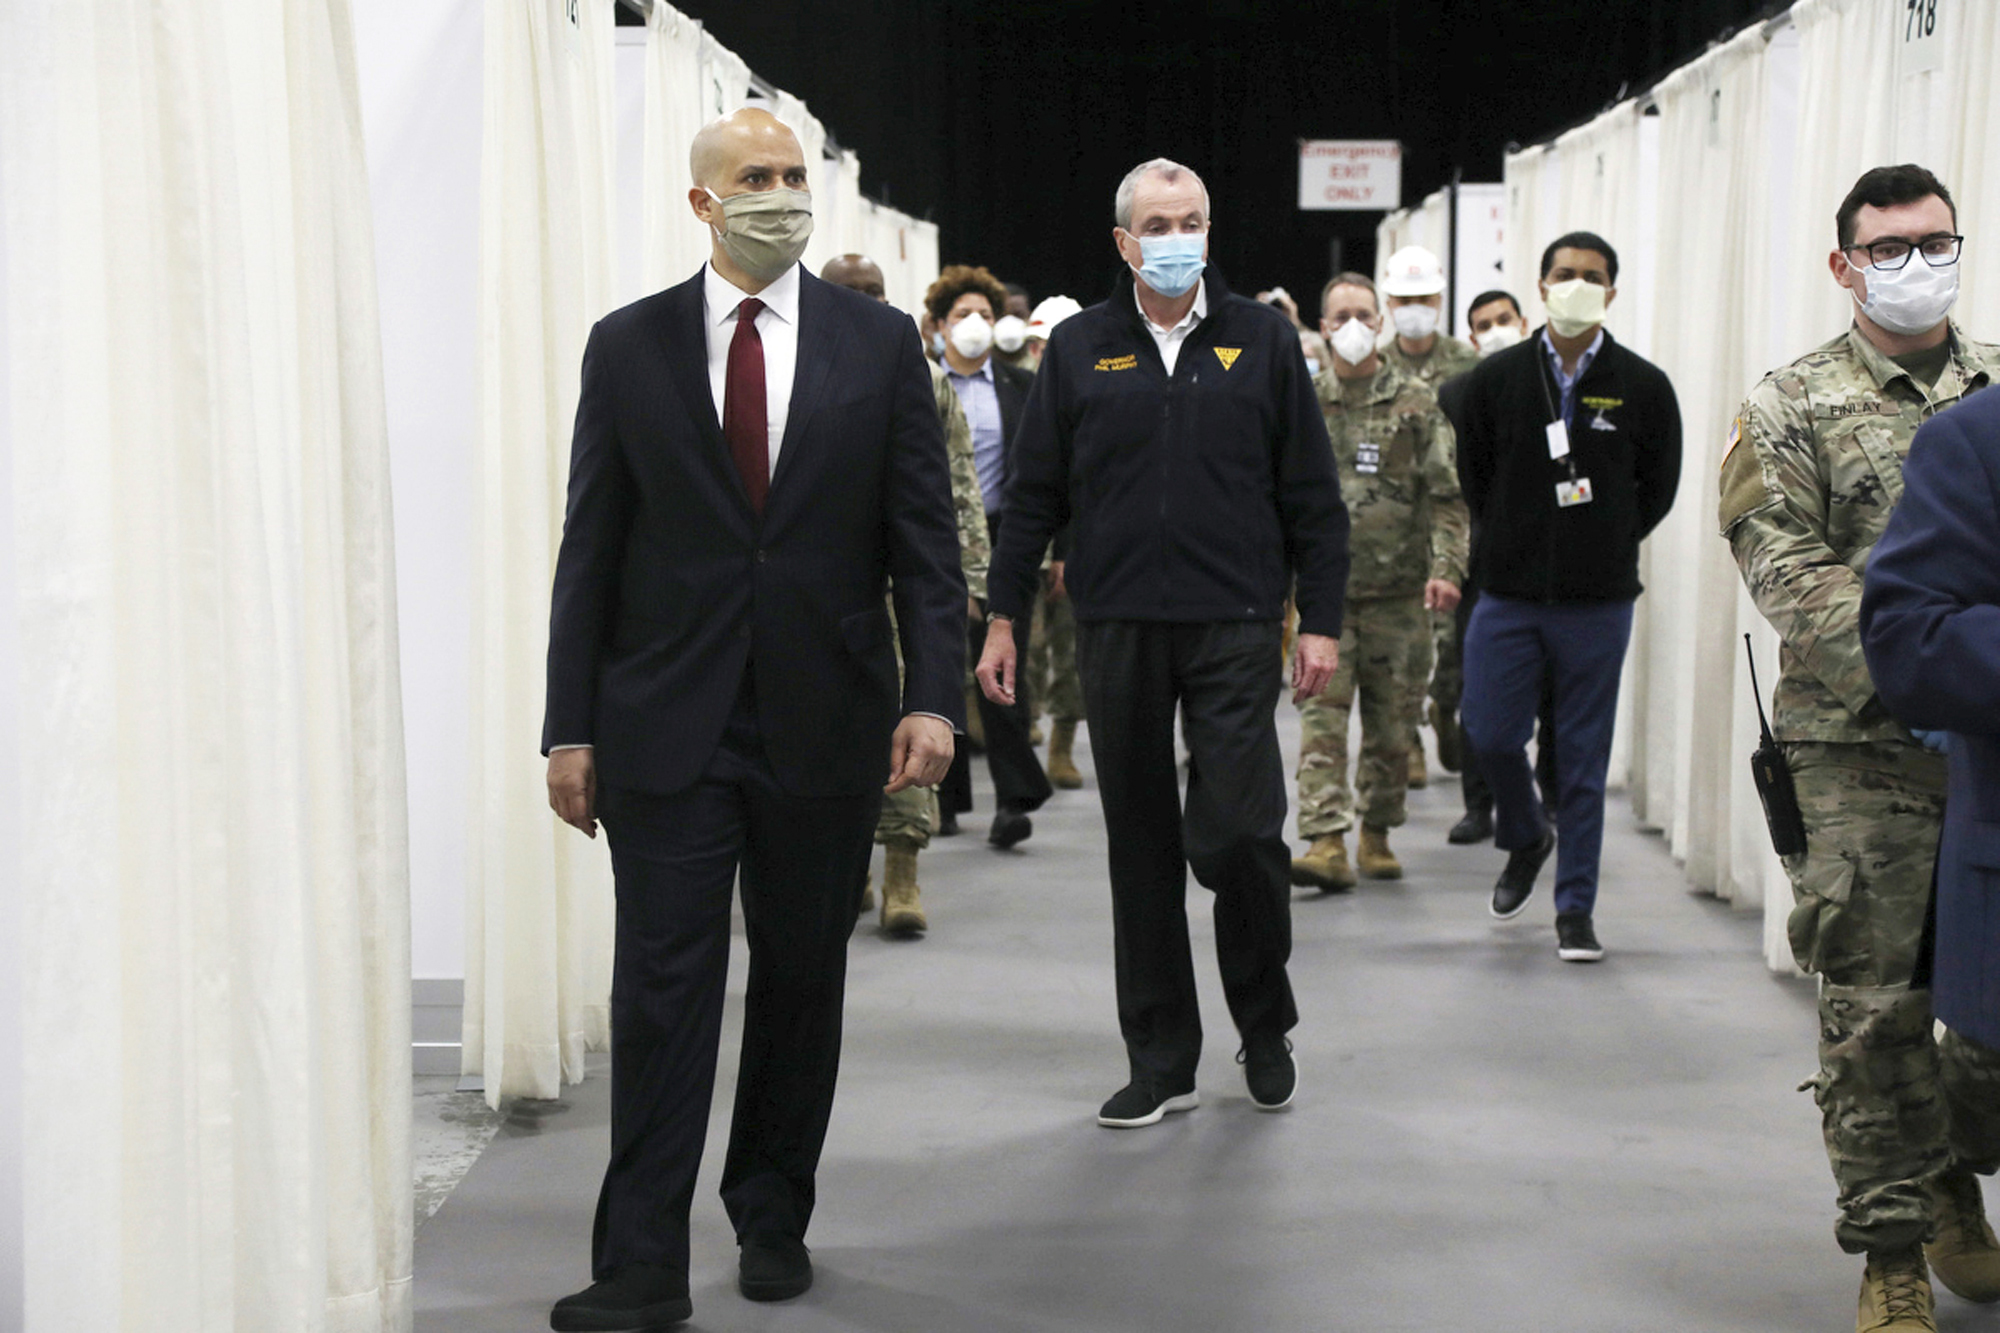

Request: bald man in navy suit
left=542, top=109, right=965, bottom=1330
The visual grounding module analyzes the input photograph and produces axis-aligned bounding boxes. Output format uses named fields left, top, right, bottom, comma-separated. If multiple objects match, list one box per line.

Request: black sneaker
left=550, top=1264, right=692, bottom=1330
left=1097, top=1078, right=1199, bottom=1128
left=738, top=1233, right=813, bottom=1302
left=1448, top=810, right=1494, bottom=845
left=1556, top=912, right=1604, bottom=962
left=1489, top=830, right=1555, bottom=920
left=988, top=806, right=1032, bottom=849
left=1238, top=1037, right=1297, bottom=1111
left=936, top=810, right=961, bottom=837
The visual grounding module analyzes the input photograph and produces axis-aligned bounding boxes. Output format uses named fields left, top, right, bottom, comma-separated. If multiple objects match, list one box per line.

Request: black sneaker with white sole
left=1238, top=1037, right=1297, bottom=1111
left=1097, top=1079, right=1199, bottom=1128
left=1490, top=829, right=1555, bottom=920
left=1555, top=912, right=1605, bottom=962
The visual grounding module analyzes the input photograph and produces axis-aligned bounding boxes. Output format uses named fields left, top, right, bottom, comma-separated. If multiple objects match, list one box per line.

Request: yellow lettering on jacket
left=1095, top=354, right=1138, bottom=372
left=1214, top=347, right=1242, bottom=370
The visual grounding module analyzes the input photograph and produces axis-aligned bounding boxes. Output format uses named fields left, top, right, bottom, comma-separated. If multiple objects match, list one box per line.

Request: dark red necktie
left=721, top=297, right=769, bottom=515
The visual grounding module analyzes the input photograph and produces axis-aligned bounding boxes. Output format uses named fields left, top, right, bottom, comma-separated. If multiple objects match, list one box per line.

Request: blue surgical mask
left=1133, top=233, right=1206, bottom=298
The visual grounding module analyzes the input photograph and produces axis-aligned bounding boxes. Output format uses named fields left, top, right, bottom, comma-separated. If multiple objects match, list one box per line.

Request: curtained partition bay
left=1501, top=0, right=2000, bottom=971
left=3, top=1, right=413, bottom=1329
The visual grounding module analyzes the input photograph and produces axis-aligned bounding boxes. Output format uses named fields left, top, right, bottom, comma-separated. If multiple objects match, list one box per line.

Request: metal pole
left=1447, top=167, right=1462, bottom=336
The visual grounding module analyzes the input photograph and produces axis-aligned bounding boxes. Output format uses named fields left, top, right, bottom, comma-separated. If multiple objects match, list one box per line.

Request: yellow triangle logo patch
left=1214, top=346, right=1242, bottom=371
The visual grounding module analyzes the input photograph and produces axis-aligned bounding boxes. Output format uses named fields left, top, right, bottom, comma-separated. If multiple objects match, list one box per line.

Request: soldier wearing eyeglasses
left=1722, top=163, right=2000, bottom=1333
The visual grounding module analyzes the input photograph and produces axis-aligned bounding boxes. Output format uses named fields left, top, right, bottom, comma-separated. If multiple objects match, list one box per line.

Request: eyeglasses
left=1843, top=234, right=1964, bottom=271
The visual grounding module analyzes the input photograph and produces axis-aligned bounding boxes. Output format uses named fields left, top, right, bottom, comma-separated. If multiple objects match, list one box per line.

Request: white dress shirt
left=1136, top=278, right=1208, bottom=375
left=706, top=261, right=799, bottom=472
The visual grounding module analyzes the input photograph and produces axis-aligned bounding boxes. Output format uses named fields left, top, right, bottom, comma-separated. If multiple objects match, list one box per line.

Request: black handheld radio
left=1744, top=634, right=1807, bottom=857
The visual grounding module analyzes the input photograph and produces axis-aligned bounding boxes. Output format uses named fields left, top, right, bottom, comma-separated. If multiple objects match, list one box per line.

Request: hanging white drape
left=697, top=30, right=750, bottom=123
left=1500, top=144, right=1556, bottom=324
left=463, top=0, right=618, bottom=1107
left=3, top=0, right=412, bottom=1328
left=641, top=1, right=709, bottom=292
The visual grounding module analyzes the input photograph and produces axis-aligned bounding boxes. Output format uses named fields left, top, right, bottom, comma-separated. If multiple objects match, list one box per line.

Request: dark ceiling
left=637, top=0, right=1777, bottom=313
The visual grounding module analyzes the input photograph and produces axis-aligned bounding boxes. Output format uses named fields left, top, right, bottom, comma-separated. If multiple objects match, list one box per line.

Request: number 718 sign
left=1901, top=0, right=1945, bottom=75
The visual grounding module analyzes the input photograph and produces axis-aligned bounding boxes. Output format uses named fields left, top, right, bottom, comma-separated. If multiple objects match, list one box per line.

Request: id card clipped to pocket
left=1555, top=477, right=1593, bottom=507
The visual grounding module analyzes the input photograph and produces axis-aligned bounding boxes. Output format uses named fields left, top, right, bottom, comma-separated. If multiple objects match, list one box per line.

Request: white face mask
left=1390, top=303, right=1440, bottom=340
left=1476, top=322, right=1524, bottom=356
left=1849, top=256, right=1960, bottom=336
left=1329, top=317, right=1377, bottom=366
left=948, top=312, right=995, bottom=359
left=992, top=314, right=1028, bottom=353
left=1543, top=278, right=1608, bottom=338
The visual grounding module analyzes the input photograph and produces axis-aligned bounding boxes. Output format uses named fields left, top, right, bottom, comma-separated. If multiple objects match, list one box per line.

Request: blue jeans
left=1460, top=595, right=1634, bottom=917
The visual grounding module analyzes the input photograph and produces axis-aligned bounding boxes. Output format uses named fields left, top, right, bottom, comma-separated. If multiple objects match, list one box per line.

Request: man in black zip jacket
left=1455, top=231, right=1681, bottom=963
left=975, top=158, right=1350, bottom=1128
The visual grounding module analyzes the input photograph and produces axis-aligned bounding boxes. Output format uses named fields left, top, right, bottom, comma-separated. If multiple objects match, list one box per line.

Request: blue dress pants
left=1460, top=594, right=1634, bottom=917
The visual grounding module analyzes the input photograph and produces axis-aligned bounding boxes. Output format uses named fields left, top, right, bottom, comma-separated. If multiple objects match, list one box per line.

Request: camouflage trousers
left=1428, top=608, right=1460, bottom=713
left=1296, top=595, right=1427, bottom=838
left=1028, top=586, right=1083, bottom=726
left=1781, top=739, right=1993, bottom=1253
left=1401, top=614, right=1437, bottom=754
left=874, top=597, right=936, bottom=849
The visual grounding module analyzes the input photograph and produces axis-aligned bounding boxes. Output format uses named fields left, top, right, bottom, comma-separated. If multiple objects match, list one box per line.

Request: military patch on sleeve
left=1717, top=416, right=1771, bottom=532
left=1214, top=347, right=1242, bottom=371
left=1722, top=416, right=1741, bottom=466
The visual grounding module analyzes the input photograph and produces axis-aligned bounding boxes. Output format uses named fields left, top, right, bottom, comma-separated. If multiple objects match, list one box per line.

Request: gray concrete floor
left=413, top=709, right=1997, bottom=1332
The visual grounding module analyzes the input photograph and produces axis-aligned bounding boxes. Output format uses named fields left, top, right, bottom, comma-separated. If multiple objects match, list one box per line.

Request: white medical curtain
left=3, top=1, right=413, bottom=1329
left=641, top=2, right=711, bottom=292
left=464, top=0, right=619, bottom=1107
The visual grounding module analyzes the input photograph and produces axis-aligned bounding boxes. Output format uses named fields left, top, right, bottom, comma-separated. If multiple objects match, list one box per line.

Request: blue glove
left=1911, top=729, right=1951, bottom=754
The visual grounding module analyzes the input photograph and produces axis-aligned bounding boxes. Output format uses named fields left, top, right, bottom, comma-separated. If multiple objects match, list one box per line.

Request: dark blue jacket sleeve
left=1861, top=402, right=2000, bottom=735
left=988, top=335, right=1071, bottom=622
left=882, top=319, right=971, bottom=724
left=542, top=322, right=635, bottom=753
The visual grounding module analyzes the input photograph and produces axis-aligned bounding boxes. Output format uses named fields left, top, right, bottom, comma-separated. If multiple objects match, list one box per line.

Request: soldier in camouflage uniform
left=823, top=255, right=990, bottom=936
left=1719, top=166, right=2000, bottom=1332
left=1291, top=272, right=1466, bottom=889
left=1379, top=246, right=1481, bottom=786
left=1027, top=561, right=1085, bottom=787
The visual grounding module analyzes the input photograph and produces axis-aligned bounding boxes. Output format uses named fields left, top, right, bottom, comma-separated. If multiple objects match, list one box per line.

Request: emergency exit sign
left=1298, top=140, right=1402, bottom=211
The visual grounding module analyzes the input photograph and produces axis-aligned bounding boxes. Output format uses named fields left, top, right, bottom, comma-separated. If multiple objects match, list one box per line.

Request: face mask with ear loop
left=1328, top=318, right=1378, bottom=366
left=704, top=186, right=813, bottom=283
left=1849, top=253, right=1960, bottom=335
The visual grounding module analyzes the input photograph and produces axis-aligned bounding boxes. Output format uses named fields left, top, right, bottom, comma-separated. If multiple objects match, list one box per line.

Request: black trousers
left=1455, top=585, right=1558, bottom=814
left=1076, top=619, right=1297, bottom=1086
left=972, top=514, right=1052, bottom=814
left=591, top=675, right=880, bottom=1278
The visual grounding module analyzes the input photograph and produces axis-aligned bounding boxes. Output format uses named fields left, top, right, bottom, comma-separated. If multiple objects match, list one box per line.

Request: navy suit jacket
left=1861, top=383, right=2000, bottom=1049
left=542, top=265, right=968, bottom=799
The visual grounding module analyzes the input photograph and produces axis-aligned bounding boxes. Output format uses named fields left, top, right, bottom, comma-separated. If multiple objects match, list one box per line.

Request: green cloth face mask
left=705, top=186, right=813, bottom=283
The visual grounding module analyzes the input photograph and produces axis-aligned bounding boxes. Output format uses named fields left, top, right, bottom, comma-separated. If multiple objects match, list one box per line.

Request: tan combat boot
left=1406, top=738, right=1428, bottom=789
left=1048, top=719, right=1084, bottom=789
left=880, top=840, right=927, bottom=936
left=1289, top=835, right=1357, bottom=891
left=1859, top=1246, right=1935, bottom=1332
left=1357, top=824, right=1402, bottom=880
left=1928, top=1166, right=2000, bottom=1302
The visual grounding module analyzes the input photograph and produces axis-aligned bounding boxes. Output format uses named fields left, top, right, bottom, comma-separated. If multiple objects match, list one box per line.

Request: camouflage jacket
left=1379, top=332, right=1480, bottom=393
left=1315, top=362, right=1468, bottom=600
left=933, top=362, right=990, bottom=600
left=1721, top=322, right=2000, bottom=743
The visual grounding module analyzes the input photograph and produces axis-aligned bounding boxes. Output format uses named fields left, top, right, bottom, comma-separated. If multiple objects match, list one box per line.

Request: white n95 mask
left=1329, top=318, right=1377, bottom=366
left=1390, top=304, right=1440, bottom=340
left=949, top=313, right=995, bottom=359
left=992, top=315, right=1028, bottom=353
left=1477, top=323, right=1524, bottom=356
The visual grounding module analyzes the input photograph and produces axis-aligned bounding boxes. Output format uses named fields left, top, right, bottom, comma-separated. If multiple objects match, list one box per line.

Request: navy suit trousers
left=1461, top=595, right=1634, bottom=917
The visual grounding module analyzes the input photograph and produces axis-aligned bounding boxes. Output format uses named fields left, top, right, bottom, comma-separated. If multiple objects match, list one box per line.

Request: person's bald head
left=688, top=108, right=807, bottom=196
left=821, top=255, right=887, bottom=301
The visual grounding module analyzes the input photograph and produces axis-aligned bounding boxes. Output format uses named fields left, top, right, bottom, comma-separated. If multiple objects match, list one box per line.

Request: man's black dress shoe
left=549, top=1264, right=691, bottom=1330
left=1448, top=809, right=1493, bottom=845
left=936, top=810, right=961, bottom=836
left=988, top=805, right=1032, bottom=849
left=739, top=1233, right=813, bottom=1302
left=1489, top=829, right=1555, bottom=920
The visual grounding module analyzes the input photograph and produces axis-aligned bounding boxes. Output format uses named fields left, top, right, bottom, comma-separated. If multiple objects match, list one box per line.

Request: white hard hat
left=1380, top=245, right=1447, bottom=297
left=1026, top=295, right=1083, bottom=341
